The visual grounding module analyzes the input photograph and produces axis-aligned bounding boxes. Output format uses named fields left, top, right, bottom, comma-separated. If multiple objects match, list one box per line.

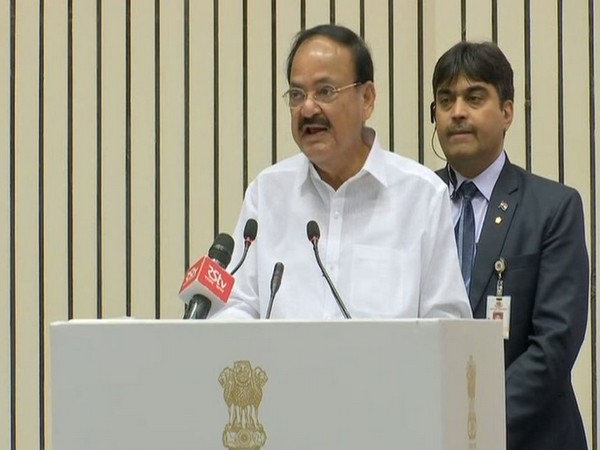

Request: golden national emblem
left=219, top=360, right=268, bottom=450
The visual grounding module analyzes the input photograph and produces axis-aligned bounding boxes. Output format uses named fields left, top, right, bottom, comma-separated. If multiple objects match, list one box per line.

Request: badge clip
left=494, top=258, right=506, bottom=296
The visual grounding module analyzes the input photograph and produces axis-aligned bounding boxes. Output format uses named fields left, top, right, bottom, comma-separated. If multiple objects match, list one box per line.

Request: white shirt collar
left=293, top=127, right=388, bottom=192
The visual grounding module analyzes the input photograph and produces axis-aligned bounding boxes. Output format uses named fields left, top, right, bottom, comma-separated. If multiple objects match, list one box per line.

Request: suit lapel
left=437, top=164, right=453, bottom=186
left=469, top=160, right=520, bottom=311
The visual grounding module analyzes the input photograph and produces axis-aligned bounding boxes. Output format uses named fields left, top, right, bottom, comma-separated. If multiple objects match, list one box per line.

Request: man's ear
left=361, top=81, right=376, bottom=121
left=502, top=99, right=514, bottom=133
left=430, top=102, right=436, bottom=124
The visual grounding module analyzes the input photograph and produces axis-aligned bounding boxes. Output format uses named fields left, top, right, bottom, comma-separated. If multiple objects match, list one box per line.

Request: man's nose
left=451, top=97, right=468, bottom=119
left=299, top=94, right=322, bottom=117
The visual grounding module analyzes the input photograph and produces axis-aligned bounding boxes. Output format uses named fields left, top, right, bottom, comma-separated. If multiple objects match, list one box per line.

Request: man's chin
left=444, top=149, right=486, bottom=173
left=300, top=143, right=331, bottom=163
left=441, top=142, right=478, bottom=159
left=300, top=135, right=331, bottom=153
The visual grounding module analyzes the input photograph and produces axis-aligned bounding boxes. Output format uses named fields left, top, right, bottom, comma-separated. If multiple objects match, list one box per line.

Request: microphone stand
left=310, top=240, right=352, bottom=319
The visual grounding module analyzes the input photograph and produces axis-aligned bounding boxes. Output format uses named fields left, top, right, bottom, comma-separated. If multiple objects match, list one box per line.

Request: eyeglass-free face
left=287, top=36, right=376, bottom=188
left=434, top=75, right=513, bottom=179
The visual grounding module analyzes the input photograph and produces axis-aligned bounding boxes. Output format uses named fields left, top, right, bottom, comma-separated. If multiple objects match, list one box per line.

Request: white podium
left=51, top=319, right=505, bottom=450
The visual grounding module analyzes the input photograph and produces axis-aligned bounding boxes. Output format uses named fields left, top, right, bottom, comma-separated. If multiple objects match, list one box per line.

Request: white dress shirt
left=211, top=128, right=471, bottom=319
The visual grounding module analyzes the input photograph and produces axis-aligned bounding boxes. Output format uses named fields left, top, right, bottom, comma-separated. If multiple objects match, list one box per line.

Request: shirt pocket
left=348, top=244, right=405, bottom=317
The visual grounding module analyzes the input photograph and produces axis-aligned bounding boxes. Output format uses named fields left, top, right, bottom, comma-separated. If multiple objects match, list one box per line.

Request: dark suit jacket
left=438, top=158, right=589, bottom=450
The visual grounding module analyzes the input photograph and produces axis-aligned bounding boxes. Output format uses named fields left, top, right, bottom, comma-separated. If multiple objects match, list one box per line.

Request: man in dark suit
left=432, top=41, right=589, bottom=450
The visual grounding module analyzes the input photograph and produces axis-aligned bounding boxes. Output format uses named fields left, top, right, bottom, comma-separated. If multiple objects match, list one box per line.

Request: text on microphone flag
left=179, top=257, right=235, bottom=302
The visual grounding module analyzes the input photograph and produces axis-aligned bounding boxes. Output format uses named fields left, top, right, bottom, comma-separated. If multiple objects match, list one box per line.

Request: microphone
left=229, top=219, right=258, bottom=275
left=306, top=221, right=352, bottom=319
left=179, top=233, right=235, bottom=319
left=265, top=262, right=284, bottom=319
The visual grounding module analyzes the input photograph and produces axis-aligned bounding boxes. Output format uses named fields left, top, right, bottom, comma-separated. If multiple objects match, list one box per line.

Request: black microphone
left=230, top=219, right=258, bottom=275
left=265, top=262, right=284, bottom=319
left=181, top=233, right=235, bottom=319
left=184, top=296, right=211, bottom=320
left=306, top=220, right=352, bottom=319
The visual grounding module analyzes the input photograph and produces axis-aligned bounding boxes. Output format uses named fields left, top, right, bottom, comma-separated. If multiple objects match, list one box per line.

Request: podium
left=51, top=319, right=505, bottom=450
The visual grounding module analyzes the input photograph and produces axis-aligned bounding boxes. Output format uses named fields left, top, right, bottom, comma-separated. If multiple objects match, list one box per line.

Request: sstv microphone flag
left=179, top=233, right=235, bottom=319
left=179, top=256, right=235, bottom=304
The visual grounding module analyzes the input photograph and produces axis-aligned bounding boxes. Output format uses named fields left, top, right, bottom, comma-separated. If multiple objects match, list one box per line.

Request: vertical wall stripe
left=184, top=0, right=190, bottom=270
left=37, top=0, right=45, bottom=446
left=523, top=0, right=532, bottom=171
left=242, top=0, right=249, bottom=192
left=213, top=0, right=219, bottom=235
left=359, top=0, right=364, bottom=38
left=67, top=0, right=73, bottom=319
left=300, top=1, right=305, bottom=30
left=492, top=0, right=498, bottom=43
left=183, top=0, right=191, bottom=315
left=125, top=0, right=132, bottom=316
left=461, top=0, right=466, bottom=40
left=557, top=0, right=564, bottom=183
left=9, top=0, right=16, bottom=447
left=588, top=0, right=597, bottom=446
left=388, top=0, right=394, bottom=152
left=330, top=0, right=335, bottom=24
left=154, top=0, right=161, bottom=318
left=417, top=0, right=424, bottom=163
left=270, top=0, right=277, bottom=164
left=96, top=0, right=103, bottom=318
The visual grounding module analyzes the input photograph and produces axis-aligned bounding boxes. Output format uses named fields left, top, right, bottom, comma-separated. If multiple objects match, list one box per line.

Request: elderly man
left=212, top=24, right=470, bottom=320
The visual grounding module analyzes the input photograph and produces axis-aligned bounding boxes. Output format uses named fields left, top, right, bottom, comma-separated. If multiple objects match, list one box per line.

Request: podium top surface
left=51, top=317, right=485, bottom=326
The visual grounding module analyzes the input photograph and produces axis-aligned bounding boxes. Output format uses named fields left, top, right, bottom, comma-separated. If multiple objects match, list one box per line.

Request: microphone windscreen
left=243, top=219, right=258, bottom=241
left=306, top=220, right=320, bottom=241
left=208, top=233, right=235, bottom=268
left=271, top=262, right=284, bottom=293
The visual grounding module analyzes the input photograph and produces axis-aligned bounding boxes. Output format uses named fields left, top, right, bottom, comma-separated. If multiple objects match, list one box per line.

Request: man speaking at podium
left=211, top=24, right=471, bottom=320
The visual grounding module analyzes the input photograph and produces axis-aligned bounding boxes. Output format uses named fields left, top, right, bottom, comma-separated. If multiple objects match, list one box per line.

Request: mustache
left=447, top=123, right=474, bottom=134
left=299, top=116, right=330, bottom=131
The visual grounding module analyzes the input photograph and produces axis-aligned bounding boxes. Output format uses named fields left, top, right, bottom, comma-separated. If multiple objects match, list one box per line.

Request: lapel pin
left=495, top=216, right=503, bottom=225
left=498, top=200, right=508, bottom=211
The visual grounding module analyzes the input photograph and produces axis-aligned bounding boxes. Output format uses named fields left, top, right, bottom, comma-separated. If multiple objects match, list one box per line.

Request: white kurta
left=211, top=129, right=471, bottom=320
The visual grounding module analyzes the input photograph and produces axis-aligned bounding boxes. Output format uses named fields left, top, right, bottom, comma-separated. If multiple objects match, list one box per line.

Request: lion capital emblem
left=219, top=361, right=268, bottom=450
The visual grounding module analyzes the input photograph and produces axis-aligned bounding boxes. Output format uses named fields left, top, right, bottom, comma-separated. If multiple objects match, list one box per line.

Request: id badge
left=486, top=295, right=511, bottom=339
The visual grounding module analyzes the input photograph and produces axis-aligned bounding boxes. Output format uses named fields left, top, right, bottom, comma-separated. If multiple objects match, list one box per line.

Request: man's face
left=287, top=36, right=374, bottom=177
left=435, top=75, right=513, bottom=178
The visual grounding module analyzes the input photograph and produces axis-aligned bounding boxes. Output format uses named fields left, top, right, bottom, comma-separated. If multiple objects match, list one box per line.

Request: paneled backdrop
left=1, top=1, right=597, bottom=449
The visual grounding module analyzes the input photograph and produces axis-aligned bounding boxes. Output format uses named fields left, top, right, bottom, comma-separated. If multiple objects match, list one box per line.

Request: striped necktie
left=455, top=181, right=478, bottom=292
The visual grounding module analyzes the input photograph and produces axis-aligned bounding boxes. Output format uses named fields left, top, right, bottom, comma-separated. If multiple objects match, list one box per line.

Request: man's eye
left=289, top=89, right=305, bottom=100
left=438, top=97, right=452, bottom=107
left=317, top=85, right=337, bottom=99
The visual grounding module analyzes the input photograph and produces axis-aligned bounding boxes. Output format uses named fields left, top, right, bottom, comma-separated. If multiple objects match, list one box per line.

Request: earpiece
left=430, top=102, right=436, bottom=124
